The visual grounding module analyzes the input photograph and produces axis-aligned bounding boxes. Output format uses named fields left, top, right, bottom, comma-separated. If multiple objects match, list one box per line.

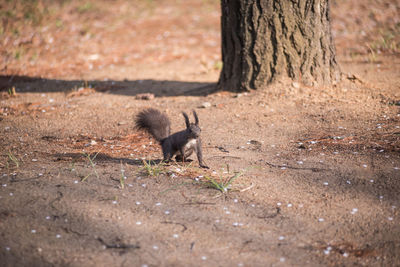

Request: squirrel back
left=135, top=108, right=171, bottom=142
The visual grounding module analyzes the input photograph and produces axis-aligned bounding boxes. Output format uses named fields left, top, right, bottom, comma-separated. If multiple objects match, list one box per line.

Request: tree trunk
left=218, top=0, right=341, bottom=92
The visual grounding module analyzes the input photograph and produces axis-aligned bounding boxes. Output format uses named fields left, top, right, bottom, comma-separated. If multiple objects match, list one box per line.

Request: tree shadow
left=53, top=152, right=164, bottom=166
left=0, top=75, right=218, bottom=97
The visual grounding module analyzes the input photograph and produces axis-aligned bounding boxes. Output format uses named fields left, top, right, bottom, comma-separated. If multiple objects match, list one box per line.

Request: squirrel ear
left=182, top=112, right=190, bottom=128
left=192, top=110, right=199, bottom=125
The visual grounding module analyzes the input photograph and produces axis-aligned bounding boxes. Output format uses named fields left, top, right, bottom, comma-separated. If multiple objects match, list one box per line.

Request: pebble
left=201, top=102, right=211, bottom=108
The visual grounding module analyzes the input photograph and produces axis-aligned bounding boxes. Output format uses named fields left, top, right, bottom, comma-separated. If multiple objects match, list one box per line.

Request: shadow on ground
left=53, top=152, right=166, bottom=166
left=0, top=75, right=218, bottom=97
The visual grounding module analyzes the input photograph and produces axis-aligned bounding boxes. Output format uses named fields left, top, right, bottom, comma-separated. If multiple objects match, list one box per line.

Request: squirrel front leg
left=179, top=147, right=186, bottom=164
left=195, top=138, right=209, bottom=169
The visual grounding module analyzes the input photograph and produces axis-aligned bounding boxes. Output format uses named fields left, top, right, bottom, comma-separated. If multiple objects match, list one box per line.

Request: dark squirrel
left=135, top=108, right=209, bottom=168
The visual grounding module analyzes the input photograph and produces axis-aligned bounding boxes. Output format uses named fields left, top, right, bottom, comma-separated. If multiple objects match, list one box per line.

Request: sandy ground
left=1, top=0, right=400, bottom=266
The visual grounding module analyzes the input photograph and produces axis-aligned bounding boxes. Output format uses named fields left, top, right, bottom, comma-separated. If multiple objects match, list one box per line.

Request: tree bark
left=218, top=0, right=341, bottom=92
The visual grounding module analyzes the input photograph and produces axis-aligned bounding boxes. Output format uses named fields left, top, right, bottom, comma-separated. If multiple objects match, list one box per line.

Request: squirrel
left=135, top=108, right=209, bottom=169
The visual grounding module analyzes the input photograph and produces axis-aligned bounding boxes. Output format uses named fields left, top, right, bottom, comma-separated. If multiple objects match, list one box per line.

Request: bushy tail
left=135, top=108, right=171, bottom=142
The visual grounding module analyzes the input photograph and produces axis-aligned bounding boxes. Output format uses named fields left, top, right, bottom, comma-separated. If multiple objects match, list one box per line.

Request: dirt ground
left=1, top=0, right=400, bottom=266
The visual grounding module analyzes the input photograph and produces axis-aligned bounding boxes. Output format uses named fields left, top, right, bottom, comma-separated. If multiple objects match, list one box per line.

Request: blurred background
left=0, top=0, right=399, bottom=82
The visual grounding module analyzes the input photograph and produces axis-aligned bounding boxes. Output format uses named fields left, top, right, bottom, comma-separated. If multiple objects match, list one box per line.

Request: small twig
left=264, top=161, right=326, bottom=172
left=239, top=183, right=255, bottom=192
left=182, top=202, right=216, bottom=206
left=119, top=161, right=125, bottom=189
left=161, top=221, right=188, bottom=232
left=97, top=237, right=140, bottom=250
left=208, top=155, right=242, bottom=160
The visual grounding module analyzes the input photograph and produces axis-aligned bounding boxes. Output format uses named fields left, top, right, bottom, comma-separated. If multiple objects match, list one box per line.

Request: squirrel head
left=182, top=110, right=201, bottom=138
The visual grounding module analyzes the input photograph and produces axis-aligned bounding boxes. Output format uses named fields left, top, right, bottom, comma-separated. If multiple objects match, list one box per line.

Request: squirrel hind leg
left=162, top=149, right=173, bottom=163
left=180, top=147, right=194, bottom=159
